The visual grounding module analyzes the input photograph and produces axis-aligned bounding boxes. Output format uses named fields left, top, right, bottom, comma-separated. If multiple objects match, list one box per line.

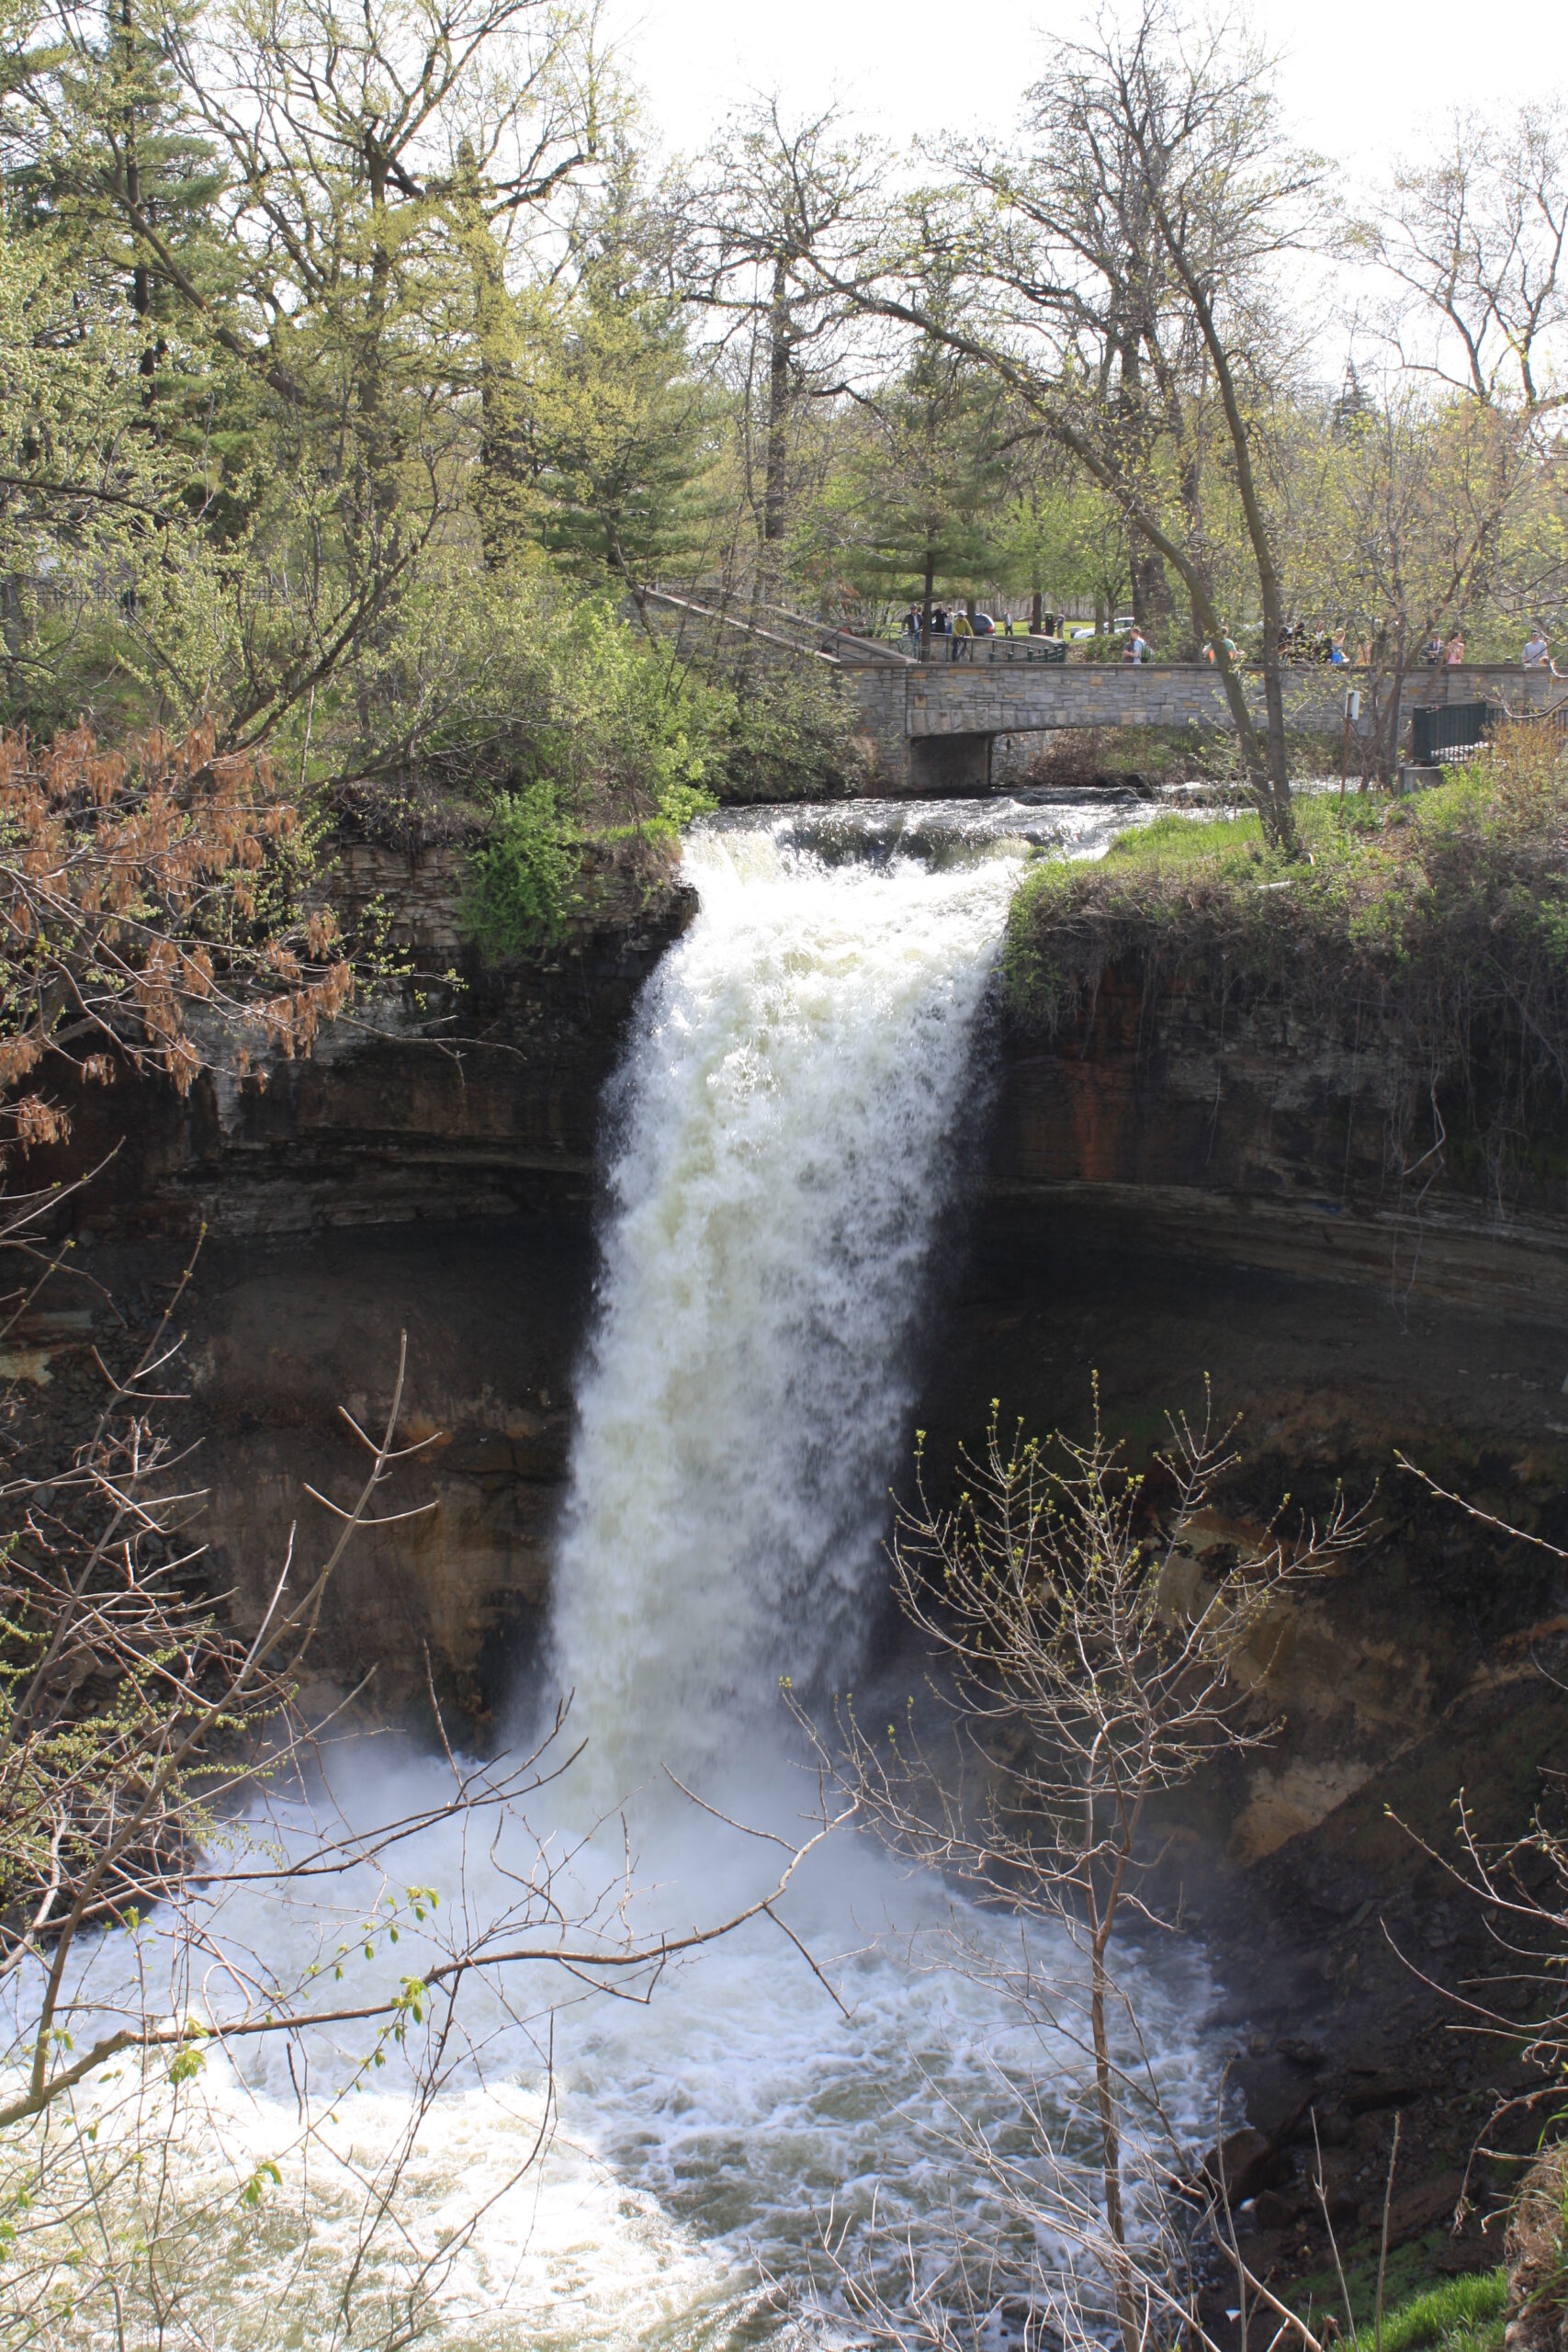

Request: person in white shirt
left=1523, top=627, right=1553, bottom=669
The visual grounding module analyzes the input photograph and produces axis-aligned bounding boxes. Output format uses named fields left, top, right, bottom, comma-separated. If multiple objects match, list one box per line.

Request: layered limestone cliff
left=17, top=848, right=1564, bottom=2295
left=29, top=867, right=1568, bottom=1733
left=992, top=956, right=1568, bottom=1320
left=39, top=834, right=696, bottom=1239
left=17, top=829, right=694, bottom=1724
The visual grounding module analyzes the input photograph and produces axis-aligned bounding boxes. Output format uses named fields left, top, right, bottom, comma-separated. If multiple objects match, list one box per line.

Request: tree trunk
left=1, top=571, right=22, bottom=667
left=121, top=0, right=158, bottom=401
left=762, top=256, right=792, bottom=554
left=1130, top=542, right=1174, bottom=645
left=1115, top=333, right=1173, bottom=646
left=456, top=147, right=520, bottom=571
left=1147, top=202, right=1296, bottom=850
left=1090, top=1937, right=1140, bottom=2352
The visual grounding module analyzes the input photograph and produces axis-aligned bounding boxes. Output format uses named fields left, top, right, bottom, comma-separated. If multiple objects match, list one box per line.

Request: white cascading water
left=548, top=816, right=1020, bottom=1796
left=10, top=797, right=1218, bottom=2352
left=508, top=797, right=1210, bottom=2345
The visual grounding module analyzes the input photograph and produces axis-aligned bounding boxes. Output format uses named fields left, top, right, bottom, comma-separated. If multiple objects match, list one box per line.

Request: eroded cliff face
left=992, top=957, right=1568, bottom=1321
left=187, top=1218, right=591, bottom=1725
left=35, top=834, right=696, bottom=1240
left=911, top=1216, right=1568, bottom=2279
left=18, top=862, right=1564, bottom=2295
left=32, top=885, right=1567, bottom=1748
left=15, top=831, right=694, bottom=1726
left=917, top=1206, right=1568, bottom=1871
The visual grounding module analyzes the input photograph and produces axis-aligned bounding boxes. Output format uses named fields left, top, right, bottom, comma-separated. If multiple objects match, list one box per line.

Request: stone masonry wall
left=847, top=660, right=1562, bottom=792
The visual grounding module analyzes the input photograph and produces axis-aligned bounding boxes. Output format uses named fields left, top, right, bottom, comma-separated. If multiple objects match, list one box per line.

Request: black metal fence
left=1410, top=701, right=1502, bottom=764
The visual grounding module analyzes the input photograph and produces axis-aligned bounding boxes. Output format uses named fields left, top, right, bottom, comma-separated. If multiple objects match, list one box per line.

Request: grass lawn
left=1287, top=2253, right=1506, bottom=2352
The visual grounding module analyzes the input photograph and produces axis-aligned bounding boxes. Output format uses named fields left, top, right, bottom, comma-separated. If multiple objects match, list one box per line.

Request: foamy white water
left=4, top=797, right=1214, bottom=2352
left=548, top=822, right=1020, bottom=1796
left=550, top=794, right=1162, bottom=1796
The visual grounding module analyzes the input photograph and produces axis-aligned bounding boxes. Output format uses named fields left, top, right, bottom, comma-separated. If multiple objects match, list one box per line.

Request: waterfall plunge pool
left=6, top=796, right=1220, bottom=2351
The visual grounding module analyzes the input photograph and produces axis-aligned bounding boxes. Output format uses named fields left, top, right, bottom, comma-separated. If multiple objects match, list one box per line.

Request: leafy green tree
left=996, top=456, right=1132, bottom=636
left=524, top=153, right=725, bottom=586
left=671, top=97, right=877, bottom=588
left=843, top=281, right=1015, bottom=632
left=829, top=5, right=1325, bottom=843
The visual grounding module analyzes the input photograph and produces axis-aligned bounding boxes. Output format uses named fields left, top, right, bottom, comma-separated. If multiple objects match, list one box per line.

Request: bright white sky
left=609, top=0, right=1565, bottom=202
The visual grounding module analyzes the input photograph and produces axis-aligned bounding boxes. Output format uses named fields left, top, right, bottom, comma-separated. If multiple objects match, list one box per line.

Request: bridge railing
left=1411, top=692, right=1568, bottom=763
left=911, top=635, right=1070, bottom=665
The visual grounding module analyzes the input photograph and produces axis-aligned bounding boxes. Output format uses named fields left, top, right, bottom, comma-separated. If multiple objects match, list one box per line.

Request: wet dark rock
left=1204, top=2128, right=1284, bottom=2205
left=1387, top=2173, right=1466, bottom=2246
left=1344, top=2072, right=1433, bottom=2117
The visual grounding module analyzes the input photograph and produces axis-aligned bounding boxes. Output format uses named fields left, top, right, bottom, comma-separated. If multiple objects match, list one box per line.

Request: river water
left=7, top=795, right=1218, bottom=2350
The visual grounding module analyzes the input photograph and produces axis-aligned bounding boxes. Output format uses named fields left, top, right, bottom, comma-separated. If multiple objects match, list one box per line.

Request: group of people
left=1422, top=625, right=1560, bottom=671
left=1278, top=621, right=1357, bottom=666
left=1283, top=621, right=1561, bottom=670
left=899, top=605, right=1070, bottom=657
left=892, top=605, right=1560, bottom=673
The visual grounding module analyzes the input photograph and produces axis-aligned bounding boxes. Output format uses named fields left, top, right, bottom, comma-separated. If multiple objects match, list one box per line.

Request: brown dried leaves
left=0, top=720, right=353, bottom=1142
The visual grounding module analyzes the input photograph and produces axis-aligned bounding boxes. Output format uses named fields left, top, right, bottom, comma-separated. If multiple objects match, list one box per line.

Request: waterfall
left=547, top=820, right=1021, bottom=1798
left=17, top=797, right=1213, bottom=2352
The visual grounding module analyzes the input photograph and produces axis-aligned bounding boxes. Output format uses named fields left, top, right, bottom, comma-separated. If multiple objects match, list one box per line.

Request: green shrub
left=463, top=783, right=579, bottom=959
left=710, top=662, right=867, bottom=802
left=1076, top=630, right=1134, bottom=662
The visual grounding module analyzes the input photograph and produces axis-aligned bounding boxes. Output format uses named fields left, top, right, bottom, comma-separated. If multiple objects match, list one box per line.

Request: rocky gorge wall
left=34, top=837, right=695, bottom=1241
left=13, top=832, right=695, bottom=1723
left=992, top=954, right=1568, bottom=1323
left=22, top=833, right=1568, bottom=1735
left=17, top=823, right=1567, bottom=2296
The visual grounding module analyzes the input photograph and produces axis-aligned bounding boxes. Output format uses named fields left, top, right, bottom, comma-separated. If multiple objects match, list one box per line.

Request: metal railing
left=912, top=634, right=1070, bottom=665
left=1410, top=701, right=1503, bottom=763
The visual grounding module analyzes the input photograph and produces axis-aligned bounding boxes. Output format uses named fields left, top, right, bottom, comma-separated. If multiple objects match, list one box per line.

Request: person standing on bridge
left=1523, top=625, right=1557, bottom=672
left=951, top=610, right=974, bottom=662
left=1443, top=630, right=1466, bottom=665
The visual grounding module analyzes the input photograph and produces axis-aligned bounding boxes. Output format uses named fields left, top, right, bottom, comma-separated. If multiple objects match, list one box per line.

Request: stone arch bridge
left=838, top=641, right=1562, bottom=793
left=634, top=592, right=1560, bottom=794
